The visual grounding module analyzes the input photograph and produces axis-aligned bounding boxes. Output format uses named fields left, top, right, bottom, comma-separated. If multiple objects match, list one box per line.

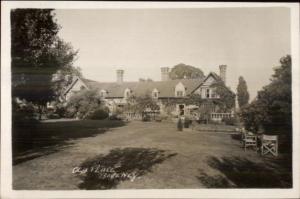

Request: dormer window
left=152, top=88, right=159, bottom=99
left=175, top=82, right=186, bottom=97
left=100, top=89, right=108, bottom=98
left=124, top=88, right=132, bottom=99
left=176, top=91, right=184, bottom=97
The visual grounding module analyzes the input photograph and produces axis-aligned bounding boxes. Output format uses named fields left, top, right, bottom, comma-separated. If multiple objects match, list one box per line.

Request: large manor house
left=63, top=65, right=235, bottom=121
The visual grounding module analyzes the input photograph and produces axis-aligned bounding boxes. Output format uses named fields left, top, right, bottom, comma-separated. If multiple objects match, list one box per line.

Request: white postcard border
left=1, top=1, right=299, bottom=199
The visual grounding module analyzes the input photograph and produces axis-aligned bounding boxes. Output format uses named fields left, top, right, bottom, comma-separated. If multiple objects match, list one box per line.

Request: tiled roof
left=82, top=78, right=206, bottom=98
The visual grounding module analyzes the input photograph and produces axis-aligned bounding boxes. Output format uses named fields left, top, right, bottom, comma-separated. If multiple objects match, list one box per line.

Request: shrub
left=87, top=108, right=109, bottom=120
left=108, top=114, right=122, bottom=120
left=159, top=113, right=169, bottom=121
left=65, top=89, right=102, bottom=119
left=184, top=118, right=192, bottom=128
left=142, top=114, right=151, bottom=122
left=12, top=101, right=38, bottom=126
left=155, top=115, right=162, bottom=122
left=46, top=113, right=60, bottom=119
left=222, top=117, right=238, bottom=126
left=53, top=103, right=66, bottom=118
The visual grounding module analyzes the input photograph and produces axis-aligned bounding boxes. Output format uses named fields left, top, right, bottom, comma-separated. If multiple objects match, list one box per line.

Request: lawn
left=13, top=120, right=292, bottom=189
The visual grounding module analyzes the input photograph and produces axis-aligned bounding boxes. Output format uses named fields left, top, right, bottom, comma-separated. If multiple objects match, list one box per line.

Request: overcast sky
left=54, top=7, right=290, bottom=100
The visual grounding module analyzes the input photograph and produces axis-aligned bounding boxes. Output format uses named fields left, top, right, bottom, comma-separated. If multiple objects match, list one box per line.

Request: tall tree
left=11, top=9, right=78, bottom=118
left=237, top=76, right=250, bottom=108
left=169, top=63, right=205, bottom=80
left=240, top=55, right=292, bottom=148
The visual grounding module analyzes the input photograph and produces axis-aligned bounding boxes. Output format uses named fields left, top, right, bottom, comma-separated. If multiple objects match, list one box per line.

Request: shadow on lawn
left=13, top=119, right=126, bottom=165
left=76, top=147, right=177, bottom=189
left=197, top=155, right=292, bottom=188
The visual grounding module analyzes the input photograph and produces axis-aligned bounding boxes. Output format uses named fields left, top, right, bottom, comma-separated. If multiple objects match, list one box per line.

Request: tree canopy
left=212, top=81, right=236, bottom=112
left=11, top=9, right=79, bottom=106
left=237, top=76, right=250, bottom=108
left=65, top=89, right=106, bottom=119
left=169, top=63, right=205, bottom=80
left=124, top=94, right=160, bottom=114
left=240, top=55, right=292, bottom=139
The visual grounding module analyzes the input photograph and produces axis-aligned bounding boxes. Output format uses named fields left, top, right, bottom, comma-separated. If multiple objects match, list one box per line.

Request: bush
left=108, top=114, right=122, bottom=120
left=158, top=113, right=169, bottom=121
left=222, top=117, right=238, bottom=126
left=53, top=103, right=66, bottom=118
left=87, top=108, right=109, bottom=120
left=12, top=101, right=38, bottom=126
left=155, top=116, right=162, bottom=122
left=184, top=118, right=192, bottom=128
left=46, top=113, right=60, bottom=119
left=65, top=89, right=102, bottom=119
left=142, top=114, right=151, bottom=122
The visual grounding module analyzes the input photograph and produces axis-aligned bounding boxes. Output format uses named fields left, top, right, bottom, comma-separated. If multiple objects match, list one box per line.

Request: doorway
left=178, top=104, right=185, bottom=116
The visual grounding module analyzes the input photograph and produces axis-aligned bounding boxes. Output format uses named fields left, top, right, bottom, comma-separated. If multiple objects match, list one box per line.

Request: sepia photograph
left=1, top=1, right=300, bottom=199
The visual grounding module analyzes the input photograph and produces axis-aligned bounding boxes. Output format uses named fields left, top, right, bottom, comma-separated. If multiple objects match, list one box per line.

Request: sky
left=54, top=7, right=291, bottom=100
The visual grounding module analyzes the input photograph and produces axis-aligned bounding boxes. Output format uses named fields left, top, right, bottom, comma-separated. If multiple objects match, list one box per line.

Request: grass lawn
left=13, top=120, right=292, bottom=189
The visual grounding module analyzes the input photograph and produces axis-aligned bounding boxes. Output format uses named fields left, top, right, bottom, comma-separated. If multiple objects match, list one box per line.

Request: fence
left=211, top=112, right=234, bottom=121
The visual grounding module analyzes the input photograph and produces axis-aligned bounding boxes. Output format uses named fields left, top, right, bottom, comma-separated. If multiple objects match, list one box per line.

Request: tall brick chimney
left=219, top=65, right=227, bottom=85
left=161, top=67, right=170, bottom=81
left=116, top=69, right=124, bottom=84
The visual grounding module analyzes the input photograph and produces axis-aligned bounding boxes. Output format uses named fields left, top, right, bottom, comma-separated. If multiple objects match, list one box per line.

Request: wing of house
left=62, top=65, right=235, bottom=119
left=64, top=66, right=231, bottom=99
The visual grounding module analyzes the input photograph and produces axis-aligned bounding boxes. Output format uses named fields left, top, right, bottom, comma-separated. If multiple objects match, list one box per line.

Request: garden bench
left=243, top=133, right=258, bottom=152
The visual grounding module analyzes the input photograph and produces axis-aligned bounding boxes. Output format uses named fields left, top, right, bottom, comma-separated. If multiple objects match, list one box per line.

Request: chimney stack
left=116, top=69, right=124, bottom=84
left=161, top=67, right=170, bottom=81
left=219, top=65, right=227, bottom=85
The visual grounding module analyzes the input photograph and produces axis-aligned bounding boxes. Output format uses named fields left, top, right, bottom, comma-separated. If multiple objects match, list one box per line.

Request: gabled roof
left=191, top=72, right=224, bottom=93
left=81, top=78, right=205, bottom=98
left=63, top=76, right=88, bottom=96
left=63, top=77, right=79, bottom=96
left=207, top=72, right=223, bottom=82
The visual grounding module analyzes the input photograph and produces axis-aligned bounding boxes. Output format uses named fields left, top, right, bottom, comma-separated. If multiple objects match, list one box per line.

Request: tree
left=169, top=63, right=205, bottom=80
left=240, top=55, right=292, bottom=150
left=65, top=89, right=107, bottom=119
left=187, top=82, right=235, bottom=123
left=212, top=81, right=236, bottom=112
left=124, top=94, right=159, bottom=115
left=11, top=9, right=79, bottom=119
left=237, top=76, right=250, bottom=108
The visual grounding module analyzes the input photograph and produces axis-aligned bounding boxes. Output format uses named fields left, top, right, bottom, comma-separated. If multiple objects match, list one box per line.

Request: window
left=100, top=90, right=108, bottom=98
left=125, top=91, right=130, bottom=98
left=152, top=89, right=159, bottom=99
left=124, top=88, right=132, bottom=99
left=211, top=90, right=215, bottom=98
left=206, top=89, right=210, bottom=98
left=211, top=88, right=218, bottom=98
left=177, top=91, right=184, bottom=97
